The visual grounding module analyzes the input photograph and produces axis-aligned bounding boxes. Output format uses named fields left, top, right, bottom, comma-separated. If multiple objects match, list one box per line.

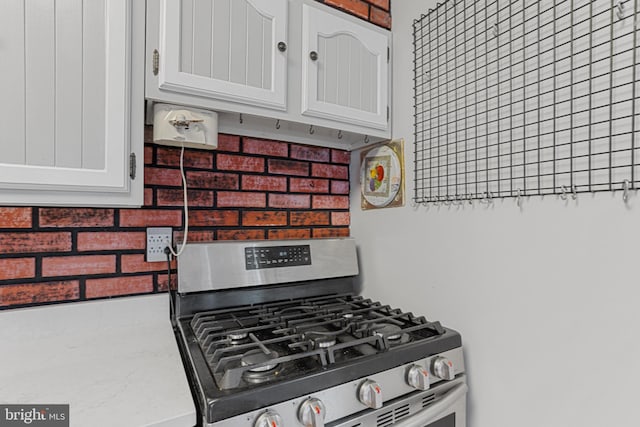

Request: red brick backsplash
left=291, top=212, right=331, bottom=226
left=369, top=5, right=392, bottom=28
left=85, top=276, right=154, bottom=299
left=268, top=159, right=310, bottom=176
left=243, top=138, right=289, bottom=157
left=217, top=153, right=265, bottom=173
left=77, top=232, right=146, bottom=251
left=241, top=176, right=287, bottom=192
left=324, top=0, right=369, bottom=20
left=0, top=258, right=36, bottom=281
left=321, top=0, right=392, bottom=29
left=0, top=232, right=72, bottom=254
left=242, top=211, right=288, bottom=227
left=290, top=178, right=330, bottom=194
left=0, top=208, right=32, bottom=228
left=39, top=208, right=114, bottom=228
left=268, top=194, right=311, bottom=209
left=0, top=127, right=350, bottom=309
left=0, top=281, right=80, bottom=307
left=42, top=255, right=116, bottom=277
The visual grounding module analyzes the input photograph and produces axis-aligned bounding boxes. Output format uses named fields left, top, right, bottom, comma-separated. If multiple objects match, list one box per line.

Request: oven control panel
left=244, top=245, right=311, bottom=270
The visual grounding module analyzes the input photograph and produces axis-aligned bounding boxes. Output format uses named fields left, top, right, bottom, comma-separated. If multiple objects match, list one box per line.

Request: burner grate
left=187, top=293, right=447, bottom=391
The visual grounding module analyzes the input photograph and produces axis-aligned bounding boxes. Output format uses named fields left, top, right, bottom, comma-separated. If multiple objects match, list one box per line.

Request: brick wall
left=322, top=0, right=391, bottom=28
left=0, top=1, right=390, bottom=309
left=0, top=128, right=350, bottom=309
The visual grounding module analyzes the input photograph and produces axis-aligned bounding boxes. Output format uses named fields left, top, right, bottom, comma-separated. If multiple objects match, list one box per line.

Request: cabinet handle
left=309, top=51, right=318, bottom=61
left=277, top=41, right=287, bottom=52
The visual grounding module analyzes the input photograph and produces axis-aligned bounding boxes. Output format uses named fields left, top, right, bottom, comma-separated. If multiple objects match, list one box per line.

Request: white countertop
left=0, top=294, right=196, bottom=427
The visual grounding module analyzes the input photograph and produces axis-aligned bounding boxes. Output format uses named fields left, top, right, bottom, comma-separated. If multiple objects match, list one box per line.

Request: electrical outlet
left=146, top=227, right=172, bottom=262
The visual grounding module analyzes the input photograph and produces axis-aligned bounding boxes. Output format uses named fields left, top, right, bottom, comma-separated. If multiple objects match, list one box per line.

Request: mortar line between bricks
left=79, top=278, right=86, bottom=300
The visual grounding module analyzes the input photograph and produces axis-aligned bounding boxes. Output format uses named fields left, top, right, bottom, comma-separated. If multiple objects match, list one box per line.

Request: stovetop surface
left=188, top=293, right=445, bottom=391
left=176, top=291, right=462, bottom=423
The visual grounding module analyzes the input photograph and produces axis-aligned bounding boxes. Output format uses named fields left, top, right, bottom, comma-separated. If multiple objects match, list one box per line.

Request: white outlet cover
left=146, top=227, right=173, bottom=262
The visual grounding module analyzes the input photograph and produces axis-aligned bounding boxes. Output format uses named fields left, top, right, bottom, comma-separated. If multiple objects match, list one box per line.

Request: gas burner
left=314, top=336, right=336, bottom=348
left=227, top=331, right=250, bottom=345
left=241, top=349, right=280, bottom=372
left=372, top=323, right=411, bottom=345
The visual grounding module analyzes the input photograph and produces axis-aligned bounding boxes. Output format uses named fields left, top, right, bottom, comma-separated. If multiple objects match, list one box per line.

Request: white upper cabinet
left=147, top=0, right=391, bottom=149
left=0, top=0, right=144, bottom=206
left=158, top=0, right=288, bottom=110
left=301, top=4, right=389, bottom=131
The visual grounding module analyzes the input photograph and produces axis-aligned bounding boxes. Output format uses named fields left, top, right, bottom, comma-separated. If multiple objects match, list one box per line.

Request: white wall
left=350, top=1, right=640, bottom=426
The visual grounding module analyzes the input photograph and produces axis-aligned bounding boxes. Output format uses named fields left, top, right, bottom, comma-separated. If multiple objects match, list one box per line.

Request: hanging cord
left=165, top=247, right=175, bottom=323
left=167, top=143, right=189, bottom=257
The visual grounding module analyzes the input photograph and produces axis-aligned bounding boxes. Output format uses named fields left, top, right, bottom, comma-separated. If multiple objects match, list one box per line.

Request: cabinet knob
left=309, top=51, right=318, bottom=61
left=277, top=41, right=287, bottom=52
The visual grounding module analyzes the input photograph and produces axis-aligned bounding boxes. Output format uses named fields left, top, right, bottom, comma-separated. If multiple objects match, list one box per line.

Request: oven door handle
left=392, top=382, right=468, bottom=427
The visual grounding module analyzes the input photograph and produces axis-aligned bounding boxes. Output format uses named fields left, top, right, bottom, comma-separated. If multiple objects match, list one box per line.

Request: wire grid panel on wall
left=413, top=0, right=640, bottom=204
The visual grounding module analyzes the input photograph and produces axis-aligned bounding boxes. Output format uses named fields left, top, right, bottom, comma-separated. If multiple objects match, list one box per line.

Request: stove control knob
left=254, top=410, right=283, bottom=427
left=407, top=364, right=430, bottom=390
left=298, top=398, right=326, bottom=427
left=432, top=356, right=455, bottom=381
left=358, top=379, right=383, bottom=409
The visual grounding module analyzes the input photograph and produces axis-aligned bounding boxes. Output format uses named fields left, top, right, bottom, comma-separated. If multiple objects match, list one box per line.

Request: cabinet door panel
left=159, top=0, right=287, bottom=110
left=302, top=4, right=389, bottom=130
left=192, top=0, right=213, bottom=78
left=55, top=0, right=83, bottom=169
left=82, top=0, right=107, bottom=171
left=25, top=0, right=56, bottom=167
left=0, top=0, right=129, bottom=192
left=0, top=0, right=27, bottom=166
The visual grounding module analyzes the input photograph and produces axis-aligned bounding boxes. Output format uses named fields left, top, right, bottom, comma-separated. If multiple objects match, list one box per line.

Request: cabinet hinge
left=387, top=46, right=390, bottom=63
left=129, top=153, right=137, bottom=180
left=153, top=49, right=159, bottom=76
left=387, top=106, right=390, bottom=122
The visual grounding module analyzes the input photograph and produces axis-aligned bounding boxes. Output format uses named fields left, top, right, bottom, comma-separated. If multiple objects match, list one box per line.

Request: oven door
left=332, top=376, right=467, bottom=427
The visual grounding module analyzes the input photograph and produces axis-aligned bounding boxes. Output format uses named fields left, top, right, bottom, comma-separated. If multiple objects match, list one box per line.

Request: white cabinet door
left=301, top=4, right=389, bottom=131
left=0, top=0, right=142, bottom=206
left=157, top=0, right=288, bottom=110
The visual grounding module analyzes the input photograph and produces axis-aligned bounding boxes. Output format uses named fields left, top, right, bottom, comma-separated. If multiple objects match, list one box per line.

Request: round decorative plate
left=360, top=144, right=402, bottom=208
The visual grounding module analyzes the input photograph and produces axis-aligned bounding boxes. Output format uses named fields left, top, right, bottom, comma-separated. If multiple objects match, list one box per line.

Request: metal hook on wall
left=571, top=184, right=578, bottom=200
left=623, top=179, right=631, bottom=203
left=516, top=188, right=523, bottom=208
left=492, top=23, right=499, bottom=38
left=617, top=1, right=625, bottom=20
left=239, top=114, right=244, bottom=124
left=275, top=119, right=281, bottom=129
left=337, top=130, right=343, bottom=140
left=560, top=185, right=568, bottom=201
left=481, top=191, right=493, bottom=204
left=309, top=125, right=315, bottom=135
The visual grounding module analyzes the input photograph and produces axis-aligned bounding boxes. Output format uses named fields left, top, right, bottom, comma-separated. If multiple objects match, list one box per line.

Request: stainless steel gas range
left=173, top=238, right=467, bottom=427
